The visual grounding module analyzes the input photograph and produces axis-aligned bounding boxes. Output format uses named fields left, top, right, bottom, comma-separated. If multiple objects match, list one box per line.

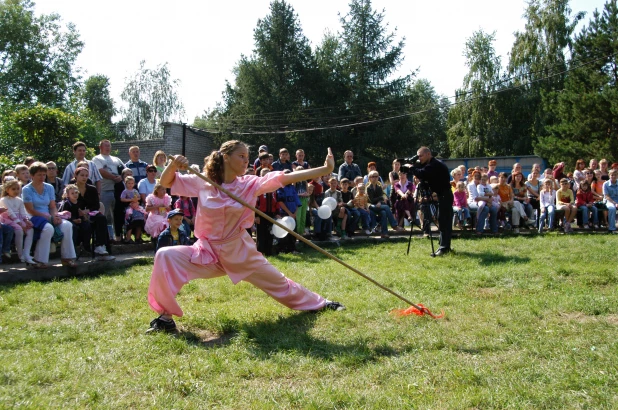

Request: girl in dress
left=0, top=179, right=34, bottom=263
left=144, top=183, right=172, bottom=239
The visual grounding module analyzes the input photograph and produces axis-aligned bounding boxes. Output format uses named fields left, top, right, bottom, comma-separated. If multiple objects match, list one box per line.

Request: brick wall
left=111, top=123, right=214, bottom=168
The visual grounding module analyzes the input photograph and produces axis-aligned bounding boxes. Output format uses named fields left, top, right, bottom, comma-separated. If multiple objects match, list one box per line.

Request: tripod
left=407, top=182, right=440, bottom=257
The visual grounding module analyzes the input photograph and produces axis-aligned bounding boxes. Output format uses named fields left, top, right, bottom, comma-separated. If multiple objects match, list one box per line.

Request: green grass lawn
left=1, top=234, right=617, bottom=409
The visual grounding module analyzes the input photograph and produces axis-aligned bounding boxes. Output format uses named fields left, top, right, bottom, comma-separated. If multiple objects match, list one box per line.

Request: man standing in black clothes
left=403, top=147, right=453, bottom=256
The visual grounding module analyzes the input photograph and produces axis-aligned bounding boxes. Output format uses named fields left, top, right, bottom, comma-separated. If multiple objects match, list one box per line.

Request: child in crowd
left=491, top=184, right=504, bottom=226
left=125, top=201, right=146, bottom=243
left=156, top=209, right=191, bottom=252
left=576, top=180, right=598, bottom=229
left=352, top=183, right=372, bottom=235
left=174, top=196, right=195, bottom=239
left=340, top=178, right=359, bottom=237
left=1, top=170, right=16, bottom=183
left=276, top=170, right=301, bottom=253
left=144, top=183, right=172, bottom=239
left=0, top=179, right=33, bottom=263
left=324, top=176, right=348, bottom=239
left=120, top=176, right=140, bottom=205
left=556, top=178, right=577, bottom=233
left=476, top=174, right=493, bottom=218
left=294, top=166, right=310, bottom=235
left=538, top=178, right=556, bottom=233
left=452, top=181, right=470, bottom=228
left=255, top=168, right=280, bottom=255
left=15, top=164, right=30, bottom=188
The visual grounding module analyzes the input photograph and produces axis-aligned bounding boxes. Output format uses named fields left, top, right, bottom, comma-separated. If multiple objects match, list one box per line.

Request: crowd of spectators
left=1, top=142, right=617, bottom=268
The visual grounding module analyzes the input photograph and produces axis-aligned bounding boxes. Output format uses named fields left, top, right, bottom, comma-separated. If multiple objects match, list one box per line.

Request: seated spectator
left=0, top=219, right=14, bottom=264
left=527, top=163, right=543, bottom=181
left=153, top=150, right=167, bottom=179
left=452, top=181, right=471, bottom=228
left=15, top=164, right=30, bottom=188
left=363, top=162, right=383, bottom=185
left=352, top=183, right=372, bottom=235
left=72, top=167, right=113, bottom=259
left=156, top=209, right=191, bottom=252
left=144, top=183, right=172, bottom=239
left=556, top=178, right=577, bottom=233
left=340, top=178, right=358, bottom=237
left=511, top=171, right=534, bottom=224
left=393, top=170, right=415, bottom=227
left=506, top=163, right=522, bottom=184
left=450, top=168, right=464, bottom=192
left=526, top=170, right=541, bottom=218
left=575, top=180, right=598, bottom=229
left=125, top=145, right=148, bottom=184
left=603, top=169, right=618, bottom=233
left=23, top=156, right=36, bottom=167
left=45, top=161, right=65, bottom=203
left=0, top=179, right=33, bottom=263
left=543, top=168, right=559, bottom=190
left=599, top=159, right=610, bottom=181
left=138, top=165, right=158, bottom=204
left=367, top=170, right=402, bottom=238
left=467, top=171, right=498, bottom=234
left=324, top=177, right=349, bottom=239
left=487, top=160, right=499, bottom=179
left=477, top=174, right=493, bottom=218
left=22, top=162, right=76, bottom=268
left=174, top=195, right=195, bottom=238
left=587, top=168, right=608, bottom=227
left=589, top=158, right=598, bottom=171
left=572, top=159, right=587, bottom=189
left=538, top=179, right=556, bottom=233
left=125, top=201, right=146, bottom=243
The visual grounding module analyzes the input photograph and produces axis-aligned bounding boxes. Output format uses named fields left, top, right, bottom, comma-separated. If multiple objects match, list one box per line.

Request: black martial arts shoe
left=322, top=301, right=346, bottom=311
left=146, top=315, right=178, bottom=334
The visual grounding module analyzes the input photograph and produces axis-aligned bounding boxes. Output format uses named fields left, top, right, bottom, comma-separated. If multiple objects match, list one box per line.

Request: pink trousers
left=147, top=234, right=326, bottom=317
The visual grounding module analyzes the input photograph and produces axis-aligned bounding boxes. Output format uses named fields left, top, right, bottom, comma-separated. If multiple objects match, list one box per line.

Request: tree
left=0, top=0, right=83, bottom=107
left=507, top=0, right=585, bottom=150
left=217, top=0, right=316, bottom=152
left=119, top=61, right=184, bottom=140
left=538, top=0, right=618, bottom=164
left=82, top=75, right=115, bottom=123
left=0, top=104, right=83, bottom=166
left=447, top=30, right=509, bottom=157
left=337, top=0, right=410, bottom=158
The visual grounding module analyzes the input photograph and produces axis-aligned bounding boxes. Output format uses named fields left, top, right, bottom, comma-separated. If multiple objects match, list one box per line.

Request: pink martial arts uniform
left=147, top=170, right=326, bottom=317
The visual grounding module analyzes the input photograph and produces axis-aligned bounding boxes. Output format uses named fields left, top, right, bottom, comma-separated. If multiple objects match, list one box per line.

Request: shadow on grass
left=177, top=310, right=400, bottom=364
left=453, top=250, right=531, bottom=265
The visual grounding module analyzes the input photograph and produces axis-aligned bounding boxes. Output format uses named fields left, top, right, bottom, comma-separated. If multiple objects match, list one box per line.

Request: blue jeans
left=311, top=209, right=332, bottom=234
left=607, top=202, right=616, bottom=231
left=539, top=206, right=555, bottom=231
left=454, top=207, right=471, bottom=222
left=578, top=205, right=598, bottom=225
left=369, top=204, right=397, bottom=234
left=475, top=204, right=498, bottom=233
left=357, top=209, right=371, bottom=230
left=0, top=223, right=15, bottom=258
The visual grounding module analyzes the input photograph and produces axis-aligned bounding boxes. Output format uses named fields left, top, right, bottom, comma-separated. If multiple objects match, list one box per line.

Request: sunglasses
left=147, top=169, right=157, bottom=173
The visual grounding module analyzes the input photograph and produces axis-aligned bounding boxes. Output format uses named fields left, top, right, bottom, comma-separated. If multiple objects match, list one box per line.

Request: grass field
left=1, top=234, right=617, bottom=409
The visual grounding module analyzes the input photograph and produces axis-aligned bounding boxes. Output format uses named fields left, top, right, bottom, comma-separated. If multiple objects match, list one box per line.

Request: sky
left=36, top=0, right=608, bottom=123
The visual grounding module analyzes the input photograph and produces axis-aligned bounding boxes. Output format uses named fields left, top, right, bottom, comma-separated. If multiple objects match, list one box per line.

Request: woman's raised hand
left=170, top=155, right=188, bottom=171
left=324, top=148, right=335, bottom=172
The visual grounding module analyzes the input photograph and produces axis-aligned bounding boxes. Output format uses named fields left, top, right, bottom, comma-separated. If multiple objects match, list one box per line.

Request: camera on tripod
left=397, top=155, right=421, bottom=174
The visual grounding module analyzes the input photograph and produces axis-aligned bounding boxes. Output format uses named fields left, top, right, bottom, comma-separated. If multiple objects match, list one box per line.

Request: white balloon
left=282, top=216, right=296, bottom=230
left=317, top=205, right=332, bottom=219
left=323, top=197, right=337, bottom=211
left=272, top=222, right=288, bottom=238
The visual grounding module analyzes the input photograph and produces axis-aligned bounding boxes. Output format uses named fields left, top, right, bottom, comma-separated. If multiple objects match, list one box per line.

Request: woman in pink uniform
left=147, top=141, right=344, bottom=333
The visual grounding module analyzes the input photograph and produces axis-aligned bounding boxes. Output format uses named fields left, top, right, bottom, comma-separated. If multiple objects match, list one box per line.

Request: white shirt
left=92, top=154, right=124, bottom=192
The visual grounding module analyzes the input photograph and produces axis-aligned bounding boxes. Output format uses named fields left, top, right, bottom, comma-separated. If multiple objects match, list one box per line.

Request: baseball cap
left=258, top=145, right=268, bottom=152
left=167, top=209, right=184, bottom=219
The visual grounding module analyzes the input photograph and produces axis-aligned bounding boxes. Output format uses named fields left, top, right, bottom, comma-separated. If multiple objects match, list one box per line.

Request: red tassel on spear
left=173, top=155, right=444, bottom=319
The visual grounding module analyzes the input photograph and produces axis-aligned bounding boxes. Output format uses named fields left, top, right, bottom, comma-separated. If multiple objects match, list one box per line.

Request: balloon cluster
left=318, top=197, right=337, bottom=219
left=272, top=216, right=297, bottom=238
